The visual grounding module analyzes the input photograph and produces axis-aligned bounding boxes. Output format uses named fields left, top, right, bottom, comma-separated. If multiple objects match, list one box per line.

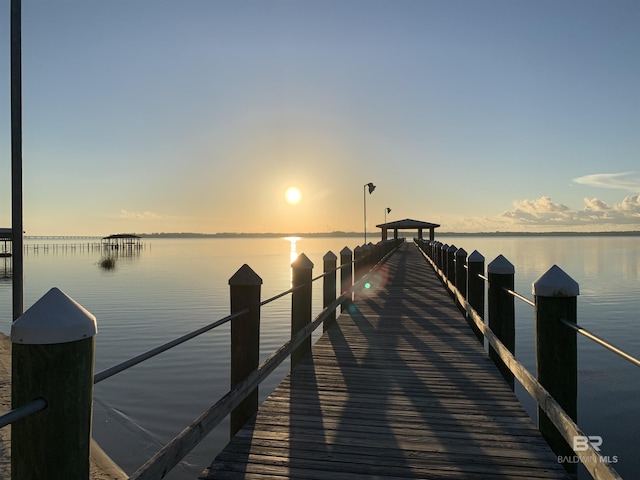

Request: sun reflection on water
left=284, top=237, right=301, bottom=284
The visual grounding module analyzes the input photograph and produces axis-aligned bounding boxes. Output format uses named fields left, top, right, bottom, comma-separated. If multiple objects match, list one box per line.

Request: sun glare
left=285, top=187, right=302, bottom=205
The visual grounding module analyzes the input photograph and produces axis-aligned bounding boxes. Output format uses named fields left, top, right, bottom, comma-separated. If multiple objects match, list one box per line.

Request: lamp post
left=11, top=0, right=24, bottom=321
left=363, top=182, right=376, bottom=243
left=385, top=207, right=391, bottom=224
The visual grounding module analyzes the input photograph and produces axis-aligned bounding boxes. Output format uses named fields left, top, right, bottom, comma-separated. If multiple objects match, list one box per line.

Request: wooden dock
left=202, top=242, right=569, bottom=479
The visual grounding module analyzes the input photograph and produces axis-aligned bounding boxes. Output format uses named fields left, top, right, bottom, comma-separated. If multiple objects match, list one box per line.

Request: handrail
left=417, top=243, right=622, bottom=480
left=129, top=290, right=353, bottom=480
left=420, top=239, right=637, bottom=369
left=262, top=261, right=351, bottom=305
left=94, top=309, right=248, bottom=384
left=260, top=285, right=300, bottom=306
left=0, top=397, right=47, bottom=429
left=462, top=297, right=622, bottom=480
left=503, top=287, right=536, bottom=307
left=560, top=318, right=640, bottom=368
left=128, top=247, right=395, bottom=480
left=95, top=257, right=356, bottom=383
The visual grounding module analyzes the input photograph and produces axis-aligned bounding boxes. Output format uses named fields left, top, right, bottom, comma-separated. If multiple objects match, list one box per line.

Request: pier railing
left=1, top=237, right=403, bottom=480
left=415, top=238, right=636, bottom=480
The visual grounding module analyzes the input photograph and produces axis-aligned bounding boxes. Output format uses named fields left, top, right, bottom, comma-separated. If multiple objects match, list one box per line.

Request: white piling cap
left=468, top=250, right=484, bottom=262
left=291, top=252, right=314, bottom=269
left=487, top=254, right=515, bottom=274
left=532, top=265, right=579, bottom=297
left=323, top=251, right=338, bottom=261
left=11, top=287, right=97, bottom=345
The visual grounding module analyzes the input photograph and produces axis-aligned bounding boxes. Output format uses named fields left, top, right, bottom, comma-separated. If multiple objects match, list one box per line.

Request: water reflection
left=285, top=237, right=301, bottom=265
left=285, top=237, right=301, bottom=284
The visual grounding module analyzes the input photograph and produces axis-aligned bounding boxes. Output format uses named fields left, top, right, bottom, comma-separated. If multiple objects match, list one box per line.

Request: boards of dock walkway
left=202, top=242, right=569, bottom=479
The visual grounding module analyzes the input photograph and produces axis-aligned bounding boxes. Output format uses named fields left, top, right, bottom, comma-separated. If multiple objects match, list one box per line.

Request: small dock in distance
left=203, top=243, right=568, bottom=479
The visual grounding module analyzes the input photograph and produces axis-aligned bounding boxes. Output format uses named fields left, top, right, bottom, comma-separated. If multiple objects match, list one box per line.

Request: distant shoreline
left=21, top=230, right=640, bottom=240
left=135, top=231, right=640, bottom=238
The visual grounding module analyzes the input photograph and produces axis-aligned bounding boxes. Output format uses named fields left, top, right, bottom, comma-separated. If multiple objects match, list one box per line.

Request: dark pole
left=363, top=182, right=375, bottom=244
left=363, top=185, right=367, bottom=244
left=11, top=0, right=24, bottom=321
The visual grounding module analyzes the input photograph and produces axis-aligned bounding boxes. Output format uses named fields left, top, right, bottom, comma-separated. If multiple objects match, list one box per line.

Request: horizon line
left=19, top=229, right=640, bottom=239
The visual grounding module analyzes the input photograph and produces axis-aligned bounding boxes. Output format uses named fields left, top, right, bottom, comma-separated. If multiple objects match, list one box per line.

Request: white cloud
left=583, top=197, right=611, bottom=211
left=511, top=196, right=570, bottom=214
left=615, top=195, right=640, bottom=213
left=573, top=172, right=640, bottom=192
left=497, top=196, right=640, bottom=229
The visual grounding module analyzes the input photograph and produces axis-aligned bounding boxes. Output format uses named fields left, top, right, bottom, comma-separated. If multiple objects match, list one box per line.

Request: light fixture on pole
left=363, top=182, right=376, bottom=244
left=385, top=207, right=391, bottom=224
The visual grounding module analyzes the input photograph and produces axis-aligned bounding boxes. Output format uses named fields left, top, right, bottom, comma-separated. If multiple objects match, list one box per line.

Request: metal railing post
left=340, top=246, right=353, bottom=312
left=533, top=265, right=579, bottom=473
left=323, top=251, right=337, bottom=331
left=291, top=253, right=313, bottom=369
left=487, top=255, right=515, bottom=390
left=11, top=287, right=97, bottom=479
left=467, top=250, right=485, bottom=344
left=229, top=264, right=262, bottom=438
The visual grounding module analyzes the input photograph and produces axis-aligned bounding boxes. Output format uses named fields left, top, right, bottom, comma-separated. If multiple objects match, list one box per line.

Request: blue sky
left=1, top=0, right=639, bottom=235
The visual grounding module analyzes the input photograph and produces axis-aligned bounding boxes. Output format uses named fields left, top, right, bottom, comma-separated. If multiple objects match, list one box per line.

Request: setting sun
left=285, top=187, right=302, bottom=205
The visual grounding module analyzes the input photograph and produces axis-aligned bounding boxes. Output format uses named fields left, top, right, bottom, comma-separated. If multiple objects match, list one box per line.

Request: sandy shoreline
left=0, top=332, right=127, bottom=479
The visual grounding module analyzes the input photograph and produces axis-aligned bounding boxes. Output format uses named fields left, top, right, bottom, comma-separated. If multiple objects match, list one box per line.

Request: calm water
left=0, top=236, right=638, bottom=479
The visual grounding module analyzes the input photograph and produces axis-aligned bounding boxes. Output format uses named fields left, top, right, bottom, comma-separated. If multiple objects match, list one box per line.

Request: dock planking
left=202, top=242, right=569, bottom=479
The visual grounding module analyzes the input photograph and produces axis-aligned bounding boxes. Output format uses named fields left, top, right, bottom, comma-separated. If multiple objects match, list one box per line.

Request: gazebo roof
left=0, top=228, right=12, bottom=240
left=376, top=218, right=440, bottom=230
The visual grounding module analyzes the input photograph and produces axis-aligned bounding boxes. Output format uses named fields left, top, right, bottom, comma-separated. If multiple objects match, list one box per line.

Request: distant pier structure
left=101, top=234, right=142, bottom=250
left=1, top=228, right=11, bottom=257
left=376, top=218, right=440, bottom=241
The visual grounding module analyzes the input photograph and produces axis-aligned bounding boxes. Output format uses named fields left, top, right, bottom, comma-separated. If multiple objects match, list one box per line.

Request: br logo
left=573, top=435, right=603, bottom=452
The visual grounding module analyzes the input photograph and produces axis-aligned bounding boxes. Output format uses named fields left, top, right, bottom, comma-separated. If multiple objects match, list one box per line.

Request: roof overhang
left=375, top=218, right=440, bottom=230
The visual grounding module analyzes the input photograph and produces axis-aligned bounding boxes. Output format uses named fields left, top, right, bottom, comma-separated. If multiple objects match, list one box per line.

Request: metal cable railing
left=0, top=397, right=47, bottom=429
left=560, top=318, right=640, bottom=368
left=419, top=239, right=639, bottom=370
left=94, top=309, right=248, bottom=384
left=4, top=239, right=402, bottom=480
left=503, top=287, right=536, bottom=307
left=95, top=257, right=360, bottom=384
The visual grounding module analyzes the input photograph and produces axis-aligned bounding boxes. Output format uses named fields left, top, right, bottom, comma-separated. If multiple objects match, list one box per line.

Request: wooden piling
left=354, top=245, right=364, bottom=281
left=291, top=253, right=313, bottom=369
left=11, top=288, right=97, bottom=480
left=229, top=264, right=262, bottom=438
left=454, top=248, right=467, bottom=312
left=533, top=265, right=578, bottom=474
left=323, top=251, right=337, bottom=331
left=467, top=250, right=485, bottom=344
left=440, top=244, right=448, bottom=274
left=340, top=247, right=352, bottom=313
left=487, top=254, right=515, bottom=390
left=446, top=244, right=457, bottom=283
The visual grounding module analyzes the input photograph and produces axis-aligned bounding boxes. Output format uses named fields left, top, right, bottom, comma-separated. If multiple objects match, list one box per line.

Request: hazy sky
left=1, top=1, right=639, bottom=235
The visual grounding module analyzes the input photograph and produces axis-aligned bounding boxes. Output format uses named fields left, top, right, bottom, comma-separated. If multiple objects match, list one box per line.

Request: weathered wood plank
left=201, top=243, right=569, bottom=479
